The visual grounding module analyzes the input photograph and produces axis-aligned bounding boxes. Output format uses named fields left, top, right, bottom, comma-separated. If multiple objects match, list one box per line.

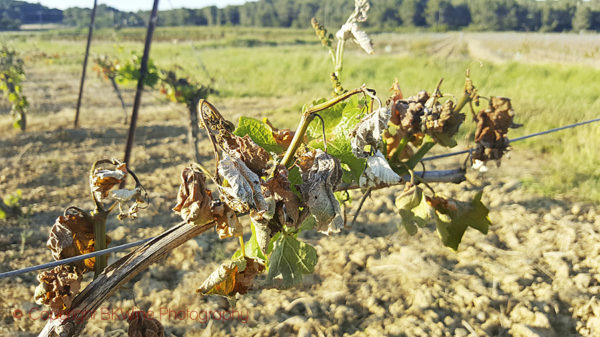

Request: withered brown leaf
left=264, top=118, right=295, bottom=150
left=172, top=167, right=213, bottom=226
left=473, top=97, right=519, bottom=162
left=92, top=163, right=127, bottom=200
left=298, top=149, right=344, bottom=235
left=218, top=154, right=268, bottom=214
left=263, top=165, right=301, bottom=227
left=222, top=134, right=270, bottom=174
left=351, top=107, right=392, bottom=158
left=47, top=213, right=109, bottom=272
left=34, top=265, right=82, bottom=316
left=389, top=78, right=403, bottom=102
left=211, top=203, right=242, bottom=239
left=128, top=310, right=165, bottom=337
left=196, top=257, right=265, bottom=297
left=359, top=150, right=402, bottom=188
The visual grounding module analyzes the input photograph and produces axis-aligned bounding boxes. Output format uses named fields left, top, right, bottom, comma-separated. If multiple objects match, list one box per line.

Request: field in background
left=2, top=27, right=600, bottom=337
left=2, top=27, right=599, bottom=201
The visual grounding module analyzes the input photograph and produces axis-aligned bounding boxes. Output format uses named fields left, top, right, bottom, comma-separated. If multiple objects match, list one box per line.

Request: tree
left=540, top=2, right=575, bottom=32
left=468, top=0, right=519, bottom=31
left=399, top=0, right=427, bottom=27
left=223, top=6, right=240, bottom=25
left=425, top=0, right=455, bottom=30
left=572, top=4, right=592, bottom=32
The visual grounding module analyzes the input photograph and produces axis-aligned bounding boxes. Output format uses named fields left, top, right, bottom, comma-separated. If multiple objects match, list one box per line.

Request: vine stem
left=280, top=87, right=367, bottom=168
left=88, top=160, right=113, bottom=278
left=38, top=220, right=216, bottom=337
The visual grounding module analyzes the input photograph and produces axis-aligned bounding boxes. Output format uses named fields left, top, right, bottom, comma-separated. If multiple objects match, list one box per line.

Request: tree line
left=0, top=0, right=62, bottom=30
left=2, top=0, right=600, bottom=32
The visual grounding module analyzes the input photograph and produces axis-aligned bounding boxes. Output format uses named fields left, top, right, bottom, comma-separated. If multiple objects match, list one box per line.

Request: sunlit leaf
left=197, top=257, right=265, bottom=297
left=307, top=96, right=368, bottom=183
left=91, top=163, right=127, bottom=200
left=266, top=232, right=318, bottom=288
left=172, top=167, right=213, bottom=226
left=395, top=186, right=431, bottom=235
left=232, top=221, right=267, bottom=262
left=359, top=150, right=401, bottom=188
left=234, top=116, right=283, bottom=153
left=429, top=191, right=491, bottom=251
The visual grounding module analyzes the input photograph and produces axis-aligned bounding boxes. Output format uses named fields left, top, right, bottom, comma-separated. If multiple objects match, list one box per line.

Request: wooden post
left=73, top=0, right=97, bottom=128
left=121, top=0, right=160, bottom=186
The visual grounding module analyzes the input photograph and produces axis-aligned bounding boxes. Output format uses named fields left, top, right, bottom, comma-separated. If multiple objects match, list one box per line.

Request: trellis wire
left=422, top=117, right=600, bottom=162
left=1, top=116, right=599, bottom=280
left=0, top=238, right=152, bottom=280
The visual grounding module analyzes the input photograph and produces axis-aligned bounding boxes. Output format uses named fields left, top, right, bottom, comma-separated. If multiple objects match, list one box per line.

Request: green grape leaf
left=429, top=191, right=490, bottom=251
left=306, top=98, right=344, bottom=138
left=12, top=118, right=21, bottom=130
left=232, top=221, right=267, bottom=263
left=266, top=232, right=317, bottom=288
left=288, top=165, right=302, bottom=198
left=396, top=187, right=431, bottom=235
left=298, top=215, right=316, bottom=232
left=307, top=96, right=368, bottom=183
left=234, top=117, right=283, bottom=153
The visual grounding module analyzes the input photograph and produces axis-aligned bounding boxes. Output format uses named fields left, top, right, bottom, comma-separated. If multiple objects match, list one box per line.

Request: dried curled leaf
left=388, top=89, right=465, bottom=147
left=196, top=257, right=265, bottom=297
left=109, top=187, right=147, bottom=220
left=351, top=107, right=391, bottom=158
left=91, top=162, right=127, bottom=200
left=389, top=78, right=403, bottom=102
left=389, top=91, right=428, bottom=132
left=473, top=97, right=519, bottom=163
left=47, top=213, right=108, bottom=272
left=264, top=118, right=295, bottom=150
left=34, top=265, right=82, bottom=316
left=128, top=310, right=165, bottom=337
left=218, top=153, right=268, bottom=214
left=263, top=165, right=301, bottom=227
left=353, top=0, right=370, bottom=22
left=336, top=22, right=374, bottom=55
left=422, top=100, right=465, bottom=147
left=298, top=149, right=344, bottom=235
left=222, top=134, right=270, bottom=174
left=172, top=167, right=213, bottom=226
left=212, top=203, right=242, bottom=239
left=359, top=150, right=402, bottom=188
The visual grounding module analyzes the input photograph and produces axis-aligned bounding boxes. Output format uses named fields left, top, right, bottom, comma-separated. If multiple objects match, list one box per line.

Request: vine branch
left=38, top=220, right=216, bottom=337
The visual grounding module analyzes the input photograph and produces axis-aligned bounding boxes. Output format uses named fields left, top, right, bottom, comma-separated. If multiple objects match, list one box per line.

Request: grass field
left=2, top=27, right=599, bottom=201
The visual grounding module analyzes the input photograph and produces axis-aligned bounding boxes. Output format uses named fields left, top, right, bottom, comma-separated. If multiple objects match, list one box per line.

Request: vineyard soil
left=1, top=30, right=599, bottom=336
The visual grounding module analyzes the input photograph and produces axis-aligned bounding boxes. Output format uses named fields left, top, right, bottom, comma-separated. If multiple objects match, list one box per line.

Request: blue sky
left=35, top=0, right=255, bottom=11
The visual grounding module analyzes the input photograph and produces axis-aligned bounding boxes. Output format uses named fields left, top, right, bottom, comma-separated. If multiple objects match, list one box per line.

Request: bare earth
left=1, top=35, right=600, bottom=337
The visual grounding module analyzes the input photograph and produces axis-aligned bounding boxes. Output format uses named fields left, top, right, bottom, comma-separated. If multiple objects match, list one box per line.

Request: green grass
left=3, top=28, right=600, bottom=201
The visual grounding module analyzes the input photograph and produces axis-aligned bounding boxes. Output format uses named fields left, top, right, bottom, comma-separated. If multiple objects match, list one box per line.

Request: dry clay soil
left=1, top=61, right=600, bottom=337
